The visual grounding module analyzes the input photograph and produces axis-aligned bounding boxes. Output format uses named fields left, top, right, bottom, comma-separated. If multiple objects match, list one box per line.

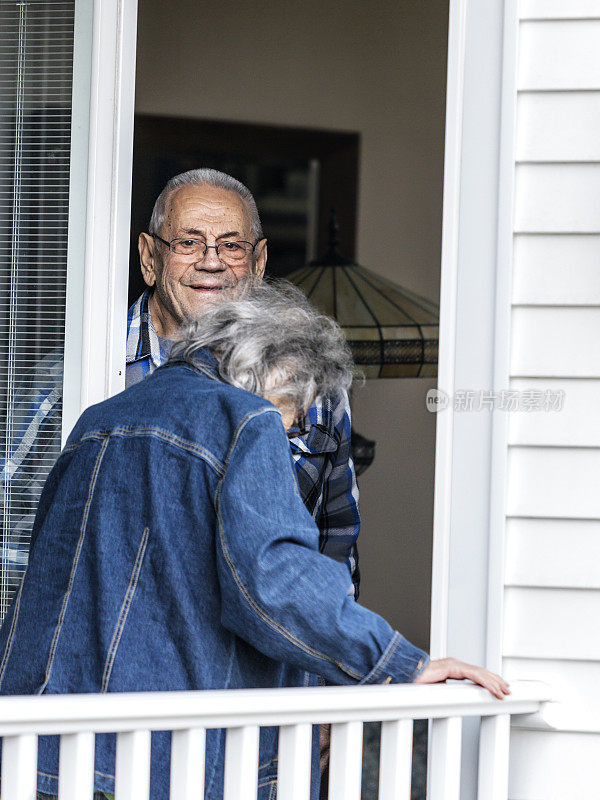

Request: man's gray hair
left=169, top=281, right=354, bottom=419
left=148, top=168, right=264, bottom=241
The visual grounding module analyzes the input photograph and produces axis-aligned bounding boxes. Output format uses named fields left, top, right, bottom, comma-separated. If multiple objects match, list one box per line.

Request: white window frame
left=62, top=0, right=138, bottom=444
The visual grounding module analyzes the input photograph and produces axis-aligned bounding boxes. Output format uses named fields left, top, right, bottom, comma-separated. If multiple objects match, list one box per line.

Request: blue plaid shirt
left=0, top=291, right=360, bottom=608
left=127, top=291, right=361, bottom=597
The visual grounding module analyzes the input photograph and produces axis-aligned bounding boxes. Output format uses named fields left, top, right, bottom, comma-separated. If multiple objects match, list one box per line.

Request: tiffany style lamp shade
left=287, top=214, right=439, bottom=474
left=287, top=214, right=439, bottom=379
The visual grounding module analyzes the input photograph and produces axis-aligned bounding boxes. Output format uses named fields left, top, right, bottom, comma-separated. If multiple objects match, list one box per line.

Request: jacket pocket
left=101, top=526, right=149, bottom=692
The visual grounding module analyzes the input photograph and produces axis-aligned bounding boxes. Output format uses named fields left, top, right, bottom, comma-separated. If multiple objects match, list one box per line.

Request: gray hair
left=148, top=168, right=264, bottom=241
left=168, top=280, right=354, bottom=419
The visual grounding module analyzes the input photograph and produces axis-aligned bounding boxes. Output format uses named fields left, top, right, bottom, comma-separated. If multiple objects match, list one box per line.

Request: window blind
left=0, top=0, right=75, bottom=619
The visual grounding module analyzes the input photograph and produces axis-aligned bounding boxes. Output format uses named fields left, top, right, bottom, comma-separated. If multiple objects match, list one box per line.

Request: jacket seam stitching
left=94, top=770, right=116, bottom=780
left=217, top=412, right=363, bottom=680
left=37, top=436, right=110, bottom=694
left=360, top=632, right=401, bottom=685
left=172, top=360, right=222, bottom=382
left=258, top=777, right=278, bottom=789
left=222, top=407, right=281, bottom=470
left=39, top=769, right=116, bottom=781
left=101, top=526, right=150, bottom=692
left=0, top=575, right=25, bottom=687
left=63, top=427, right=225, bottom=476
left=217, top=507, right=361, bottom=679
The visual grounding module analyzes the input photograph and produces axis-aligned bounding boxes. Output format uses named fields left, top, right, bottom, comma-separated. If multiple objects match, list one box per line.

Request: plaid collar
left=126, top=289, right=162, bottom=368
left=126, top=290, right=220, bottom=381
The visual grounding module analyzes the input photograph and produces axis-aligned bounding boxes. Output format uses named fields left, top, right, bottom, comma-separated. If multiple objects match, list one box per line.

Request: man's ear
left=254, top=238, right=267, bottom=279
left=139, top=233, right=159, bottom=287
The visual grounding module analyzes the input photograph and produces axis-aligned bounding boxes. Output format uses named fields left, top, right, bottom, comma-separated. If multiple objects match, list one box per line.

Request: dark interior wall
left=134, top=0, right=448, bottom=651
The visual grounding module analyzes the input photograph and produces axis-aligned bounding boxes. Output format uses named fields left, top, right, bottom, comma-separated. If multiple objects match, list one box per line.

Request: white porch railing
left=0, top=680, right=551, bottom=800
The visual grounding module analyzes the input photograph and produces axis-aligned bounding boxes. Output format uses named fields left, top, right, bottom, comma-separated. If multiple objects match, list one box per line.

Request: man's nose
left=195, top=245, right=225, bottom=271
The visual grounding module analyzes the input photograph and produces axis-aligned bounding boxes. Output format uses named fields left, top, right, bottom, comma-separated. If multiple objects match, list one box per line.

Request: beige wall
left=135, top=0, right=448, bottom=651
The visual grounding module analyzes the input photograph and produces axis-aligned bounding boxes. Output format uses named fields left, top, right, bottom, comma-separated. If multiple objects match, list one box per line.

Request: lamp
left=287, top=211, right=439, bottom=475
left=287, top=211, right=439, bottom=379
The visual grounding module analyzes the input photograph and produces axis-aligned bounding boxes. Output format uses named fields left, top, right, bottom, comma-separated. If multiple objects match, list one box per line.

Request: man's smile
left=186, top=283, right=229, bottom=291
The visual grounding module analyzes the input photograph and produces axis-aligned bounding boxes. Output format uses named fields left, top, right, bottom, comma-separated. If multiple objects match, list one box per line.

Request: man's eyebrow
left=180, top=228, right=243, bottom=240
left=180, top=228, right=204, bottom=236
left=215, top=231, right=242, bottom=240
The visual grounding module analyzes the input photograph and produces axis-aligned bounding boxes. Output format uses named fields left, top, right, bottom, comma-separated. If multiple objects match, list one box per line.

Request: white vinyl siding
left=504, top=657, right=600, bottom=713
left=504, top=3, right=600, bottom=796
left=508, top=379, right=600, bottom=446
left=517, top=93, right=600, bottom=161
left=518, top=20, right=600, bottom=89
left=514, top=164, right=600, bottom=232
left=520, top=0, right=600, bottom=17
left=512, top=235, right=600, bottom=305
left=509, top=729, right=600, bottom=798
left=511, top=307, right=600, bottom=376
left=505, top=518, right=600, bottom=588
left=504, top=587, right=600, bottom=659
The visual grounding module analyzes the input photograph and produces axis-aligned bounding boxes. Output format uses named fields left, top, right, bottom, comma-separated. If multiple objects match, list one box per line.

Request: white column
left=477, top=714, right=510, bottom=800
left=427, top=716, right=462, bottom=800
left=223, top=725, right=260, bottom=800
left=328, top=721, right=363, bottom=800
left=58, top=732, right=95, bottom=800
left=1, top=734, right=38, bottom=800
left=170, top=728, right=206, bottom=800
left=115, top=730, right=151, bottom=800
left=378, top=719, right=413, bottom=800
left=277, top=723, right=312, bottom=800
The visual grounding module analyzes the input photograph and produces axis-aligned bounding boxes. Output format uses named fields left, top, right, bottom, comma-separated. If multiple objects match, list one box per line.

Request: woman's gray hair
left=148, top=168, right=264, bottom=241
left=169, top=281, right=354, bottom=419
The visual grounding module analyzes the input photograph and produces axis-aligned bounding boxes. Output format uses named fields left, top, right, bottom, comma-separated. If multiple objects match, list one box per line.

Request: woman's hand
left=414, top=657, right=510, bottom=700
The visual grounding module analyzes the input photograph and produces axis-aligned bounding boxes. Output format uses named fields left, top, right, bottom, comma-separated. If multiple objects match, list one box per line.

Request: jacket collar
left=166, top=348, right=221, bottom=381
left=127, top=290, right=222, bottom=380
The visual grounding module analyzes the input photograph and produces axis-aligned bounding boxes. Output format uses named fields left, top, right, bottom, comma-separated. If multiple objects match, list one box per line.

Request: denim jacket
left=0, top=291, right=360, bottom=614
left=0, top=351, right=428, bottom=800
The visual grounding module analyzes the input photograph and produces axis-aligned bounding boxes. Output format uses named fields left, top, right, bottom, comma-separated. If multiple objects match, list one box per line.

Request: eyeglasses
left=151, top=234, right=261, bottom=264
left=286, top=415, right=311, bottom=440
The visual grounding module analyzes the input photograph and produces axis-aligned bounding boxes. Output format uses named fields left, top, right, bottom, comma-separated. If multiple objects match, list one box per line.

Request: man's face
left=138, top=184, right=267, bottom=337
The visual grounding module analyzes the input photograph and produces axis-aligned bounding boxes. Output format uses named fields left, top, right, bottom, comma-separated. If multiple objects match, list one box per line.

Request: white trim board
left=430, top=1, right=519, bottom=797
left=62, top=0, right=138, bottom=446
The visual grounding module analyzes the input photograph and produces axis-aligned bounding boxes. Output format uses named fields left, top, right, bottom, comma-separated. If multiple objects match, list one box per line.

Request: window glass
left=0, top=0, right=74, bottom=619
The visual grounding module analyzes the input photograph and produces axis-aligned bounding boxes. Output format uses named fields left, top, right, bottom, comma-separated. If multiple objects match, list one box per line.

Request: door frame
left=429, top=0, right=519, bottom=796
left=62, top=0, right=138, bottom=443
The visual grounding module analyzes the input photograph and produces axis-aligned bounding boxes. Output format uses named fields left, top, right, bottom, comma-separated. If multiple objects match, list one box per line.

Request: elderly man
left=2, top=169, right=360, bottom=611
left=134, top=169, right=359, bottom=594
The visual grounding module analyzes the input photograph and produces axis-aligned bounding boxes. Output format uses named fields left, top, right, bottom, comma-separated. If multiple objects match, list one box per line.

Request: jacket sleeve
left=215, top=408, right=428, bottom=686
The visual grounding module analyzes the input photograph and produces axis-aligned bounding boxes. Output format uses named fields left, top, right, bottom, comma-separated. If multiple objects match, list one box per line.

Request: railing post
left=427, top=716, right=462, bottom=800
left=378, top=719, right=413, bottom=800
left=223, top=725, right=260, bottom=800
left=58, top=732, right=95, bottom=800
left=1, top=734, right=38, bottom=800
left=115, top=730, right=151, bottom=800
left=170, top=728, right=206, bottom=800
left=477, top=714, right=510, bottom=800
left=328, top=721, right=363, bottom=800
left=277, top=723, right=312, bottom=800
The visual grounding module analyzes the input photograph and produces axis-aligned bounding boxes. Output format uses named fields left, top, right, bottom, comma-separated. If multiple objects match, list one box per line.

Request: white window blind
left=0, top=0, right=74, bottom=619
